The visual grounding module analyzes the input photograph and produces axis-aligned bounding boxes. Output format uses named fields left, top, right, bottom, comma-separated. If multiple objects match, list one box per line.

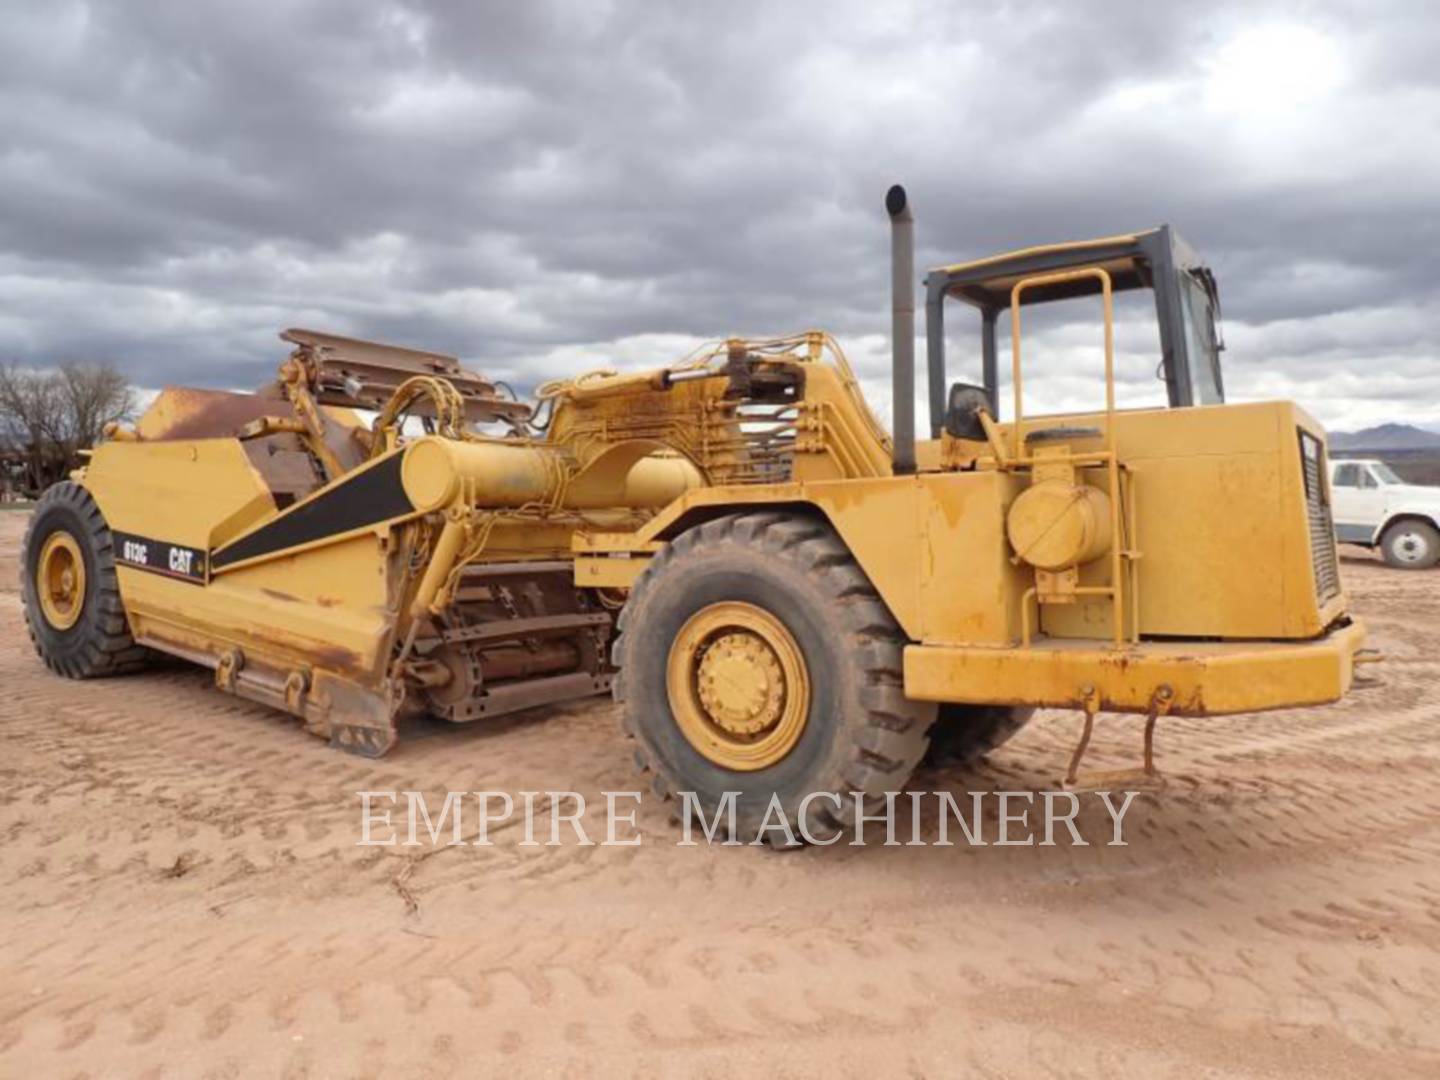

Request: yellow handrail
left=1009, top=268, right=1127, bottom=645
left=1009, top=267, right=1116, bottom=459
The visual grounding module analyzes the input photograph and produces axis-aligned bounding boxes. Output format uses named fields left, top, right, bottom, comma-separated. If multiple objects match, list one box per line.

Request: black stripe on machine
left=113, top=532, right=208, bottom=583
left=210, top=452, right=414, bottom=571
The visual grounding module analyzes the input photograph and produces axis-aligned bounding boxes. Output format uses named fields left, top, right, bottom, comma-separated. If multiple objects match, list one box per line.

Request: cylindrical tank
left=402, top=438, right=554, bottom=511
left=400, top=436, right=701, bottom=513
left=1006, top=480, right=1113, bottom=570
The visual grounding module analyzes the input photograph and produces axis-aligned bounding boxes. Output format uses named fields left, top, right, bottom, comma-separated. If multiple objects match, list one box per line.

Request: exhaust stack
left=886, top=184, right=916, bottom=475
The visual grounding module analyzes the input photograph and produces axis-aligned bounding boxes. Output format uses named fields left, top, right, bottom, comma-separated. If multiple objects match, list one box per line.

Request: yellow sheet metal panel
left=787, top=364, right=894, bottom=482
left=804, top=477, right=927, bottom=635
left=1045, top=450, right=1286, bottom=639
left=809, top=472, right=1021, bottom=645
left=913, top=471, right=1029, bottom=645
left=903, top=619, right=1365, bottom=716
left=574, top=555, right=649, bottom=589
left=914, top=438, right=945, bottom=471
left=1003, top=398, right=1285, bottom=457
left=218, top=530, right=391, bottom=611
left=625, top=472, right=1027, bottom=645
left=486, top=519, right=597, bottom=562
left=124, top=532, right=394, bottom=681
left=83, top=440, right=274, bottom=551
left=627, top=479, right=929, bottom=638
left=998, top=400, right=1329, bottom=641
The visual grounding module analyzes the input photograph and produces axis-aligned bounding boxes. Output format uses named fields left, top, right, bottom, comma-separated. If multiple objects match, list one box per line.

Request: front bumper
left=903, top=620, right=1368, bottom=716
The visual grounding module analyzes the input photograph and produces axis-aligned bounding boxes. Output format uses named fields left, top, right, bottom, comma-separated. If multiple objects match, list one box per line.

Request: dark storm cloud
left=0, top=0, right=1436, bottom=428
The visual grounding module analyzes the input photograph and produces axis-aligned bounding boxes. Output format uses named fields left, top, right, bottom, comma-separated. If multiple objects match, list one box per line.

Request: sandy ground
left=0, top=506, right=1436, bottom=1078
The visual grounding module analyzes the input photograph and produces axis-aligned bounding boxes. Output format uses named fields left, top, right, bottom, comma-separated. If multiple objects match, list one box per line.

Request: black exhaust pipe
left=886, top=184, right=915, bottom=475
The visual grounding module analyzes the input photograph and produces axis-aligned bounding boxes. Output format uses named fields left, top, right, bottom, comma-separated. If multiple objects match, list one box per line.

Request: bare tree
left=0, top=363, right=63, bottom=494
left=0, top=360, right=136, bottom=495
left=56, top=362, right=138, bottom=460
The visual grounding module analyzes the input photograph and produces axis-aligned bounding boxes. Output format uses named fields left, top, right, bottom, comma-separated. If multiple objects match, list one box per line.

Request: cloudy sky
left=2, top=1, right=1437, bottom=432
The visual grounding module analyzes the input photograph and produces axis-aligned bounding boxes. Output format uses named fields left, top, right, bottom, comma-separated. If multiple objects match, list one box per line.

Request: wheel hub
left=1397, top=531, right=1429, bottom=563
left=37, top=531, right=86, bottom=631
left=696, top=631, right=785, bottom=736
left=667, top=602, right=811, bottom=771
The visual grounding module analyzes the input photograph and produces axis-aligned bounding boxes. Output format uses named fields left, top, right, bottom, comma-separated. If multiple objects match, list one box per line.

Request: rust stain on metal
left=311, top=644, right=364, bottom=673
left=140, top=388, right=294, bottom=442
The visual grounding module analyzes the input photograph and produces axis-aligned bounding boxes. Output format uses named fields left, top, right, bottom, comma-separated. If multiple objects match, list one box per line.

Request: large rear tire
left=925, top=704, right=1035, bottom=767
left=613, top=512, right=934, bottom=845
left=21, top=482, right=148, bottom=678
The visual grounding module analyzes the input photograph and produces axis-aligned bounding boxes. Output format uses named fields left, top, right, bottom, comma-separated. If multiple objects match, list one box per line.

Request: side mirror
left=944, top=382, right=991, bottom=440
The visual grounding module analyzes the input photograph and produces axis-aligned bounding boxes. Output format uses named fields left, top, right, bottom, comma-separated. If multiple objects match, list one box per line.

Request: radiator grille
left=1299, top=429, right=1341, bottom=605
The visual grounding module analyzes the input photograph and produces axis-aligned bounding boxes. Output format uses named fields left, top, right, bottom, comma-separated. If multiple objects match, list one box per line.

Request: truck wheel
left=21, top=482, right=148, bottom=678
left=1379, top=519, right=1440, bottom=570
left=613, top=512, right=934, bottom=845
left=925, top=704, right=1035, bottom=767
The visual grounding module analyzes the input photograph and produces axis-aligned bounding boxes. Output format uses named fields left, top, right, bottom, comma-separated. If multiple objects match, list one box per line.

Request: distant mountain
left=1328, top=423, right=1440, bottom=451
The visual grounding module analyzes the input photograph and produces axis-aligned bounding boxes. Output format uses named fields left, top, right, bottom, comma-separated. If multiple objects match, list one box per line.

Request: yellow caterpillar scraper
left=22, top=188, right=1371, bottom=843
left=20, top=329, right=702, bottom=756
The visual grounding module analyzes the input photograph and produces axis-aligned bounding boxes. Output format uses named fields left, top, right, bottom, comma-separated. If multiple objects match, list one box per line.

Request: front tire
left=21, top=482, right=148, bottom=677
left=1380, top=519, right=1440, bottom=570
left=613, top=512, right=934, bottom=844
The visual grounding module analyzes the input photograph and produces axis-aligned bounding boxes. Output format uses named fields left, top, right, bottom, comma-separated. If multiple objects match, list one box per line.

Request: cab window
left=1333, top=464, right=1361, bottom=487
left=1178, top=273, right=1223, bottom=405
left=989, top=288, right=1171, bottom=415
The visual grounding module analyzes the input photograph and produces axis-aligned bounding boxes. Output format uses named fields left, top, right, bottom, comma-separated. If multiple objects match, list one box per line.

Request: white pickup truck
left=1329, top=458, right=1440, bottom=569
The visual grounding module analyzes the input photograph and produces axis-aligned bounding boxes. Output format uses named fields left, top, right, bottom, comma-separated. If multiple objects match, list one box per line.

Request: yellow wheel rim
left=37, top=531, right=86, bottom=631
left=666, top=601, right=810, bottom=771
